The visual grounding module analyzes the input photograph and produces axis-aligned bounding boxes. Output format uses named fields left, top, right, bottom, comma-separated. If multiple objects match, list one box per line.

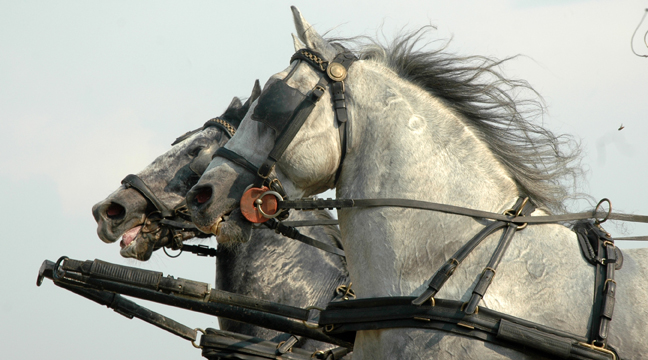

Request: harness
left=122, top=116, right=346, bottom=259
left=206, top=47, right=645, bottom=358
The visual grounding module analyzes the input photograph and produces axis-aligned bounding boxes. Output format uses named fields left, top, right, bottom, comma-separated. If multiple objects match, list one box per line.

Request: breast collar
left=213, top=49, right=357, bottom=213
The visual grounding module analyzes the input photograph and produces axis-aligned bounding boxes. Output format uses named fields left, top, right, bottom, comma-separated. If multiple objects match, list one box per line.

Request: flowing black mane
left=332, top=30, right=583, bottom=213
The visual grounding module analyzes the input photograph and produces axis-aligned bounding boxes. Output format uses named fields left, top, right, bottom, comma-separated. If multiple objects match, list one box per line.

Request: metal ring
left=302, top=306, right=324, bottom=329
left=461, top=302, right=479, bottom=314
left=163, top=246, right=183, bottom=258
left=191, top=328, right=206, bottom=349
left=324, top=324, right=335, bottom=332
left=52, top=256, right=69, bottom=280
left=594, top=198, right=612, bottom=224
left=515, top=197, right=529, bottom=217
left=604, top=279, right=617, bottom=290
left=256, top=190, right=285, bottom=219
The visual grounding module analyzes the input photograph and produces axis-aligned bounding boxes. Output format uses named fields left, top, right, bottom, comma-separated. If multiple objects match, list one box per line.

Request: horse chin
left=215, top=208, right=252, bottom=245
left=119, top=225, right=158, bottom=261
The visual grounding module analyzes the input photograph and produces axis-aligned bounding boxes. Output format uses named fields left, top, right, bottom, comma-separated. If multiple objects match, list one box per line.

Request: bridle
left=122, top=116, right=346, bottom=258
left=120, top=117, right=237, bottom=255
left=213, top=48, right=357, bottom=223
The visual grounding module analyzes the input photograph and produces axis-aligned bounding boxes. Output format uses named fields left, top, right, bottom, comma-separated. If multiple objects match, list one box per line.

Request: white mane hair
left=329, top=29, right=584, bottom=214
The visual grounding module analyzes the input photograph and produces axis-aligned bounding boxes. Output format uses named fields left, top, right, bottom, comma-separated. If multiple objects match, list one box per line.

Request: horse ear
left=227, top=97, right=243, bottom=110
left=249, top=79, right=261, bottom=103
left=292, top=33, right=305, bottom=51
left=291, top=6, right=336, bottom=60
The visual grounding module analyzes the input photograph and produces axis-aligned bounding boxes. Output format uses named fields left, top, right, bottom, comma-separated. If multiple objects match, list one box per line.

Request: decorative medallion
left=327, top=62, right=347, bottom=82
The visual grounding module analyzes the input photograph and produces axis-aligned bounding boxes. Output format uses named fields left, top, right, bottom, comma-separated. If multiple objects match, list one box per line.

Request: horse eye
left=188, top=146, right=204, bottom=157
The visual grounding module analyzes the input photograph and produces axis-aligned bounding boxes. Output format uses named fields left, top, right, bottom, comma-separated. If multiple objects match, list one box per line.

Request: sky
left=1, top=1, right=647, bottom=359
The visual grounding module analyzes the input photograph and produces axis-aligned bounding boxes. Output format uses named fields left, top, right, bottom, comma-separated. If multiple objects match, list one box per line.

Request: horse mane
left=330, top=30, right=584, bottom=214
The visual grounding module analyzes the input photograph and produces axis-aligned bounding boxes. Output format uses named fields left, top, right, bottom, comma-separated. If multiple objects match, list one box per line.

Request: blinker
left=251, top=80, right=307, bottom=134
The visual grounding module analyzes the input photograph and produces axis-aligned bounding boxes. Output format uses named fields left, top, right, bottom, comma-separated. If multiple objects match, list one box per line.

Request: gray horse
left=186, top=7, right=648, bottom=360
left=92, top=82, right=350, bottom=353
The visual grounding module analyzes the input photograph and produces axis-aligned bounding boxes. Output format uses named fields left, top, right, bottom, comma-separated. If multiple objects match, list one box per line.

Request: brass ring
left=594, top=198, right=612, bottom=224
left=461, top=302, right=479, bottom=314
left=604, top=279, right=617, bottom=290
left=515, top=197, right=529, bottom=217
left=256, top=190, right=285, bottom=219
left=191, top=328, right=206, bottom=349
left=324, top=324, right=335, bottom=332
left=302, top=306, right=324, bottom=329
left=483, top=267, right=497, bottom=276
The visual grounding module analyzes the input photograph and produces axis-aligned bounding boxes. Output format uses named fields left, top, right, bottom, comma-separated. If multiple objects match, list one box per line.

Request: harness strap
left=412, top=221, right=508, bottom=305
left=264, top=218, right=345, bottom=257
left=276, top=334, right=301, bottom=355
left=464, top=199, right=536, bottom=314
left=278, top=197, right=648, bottom=226
left=319, top=297, right=618, bottom=360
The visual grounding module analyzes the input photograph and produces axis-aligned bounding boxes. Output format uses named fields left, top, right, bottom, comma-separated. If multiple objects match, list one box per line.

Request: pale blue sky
left=2, top=1, right=647, bottom=358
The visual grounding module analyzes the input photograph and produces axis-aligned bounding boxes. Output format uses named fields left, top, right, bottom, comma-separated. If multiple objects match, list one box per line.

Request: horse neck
left=216, top=210, right=349, bottom=340
left=336, top=63, right=521, bottom=297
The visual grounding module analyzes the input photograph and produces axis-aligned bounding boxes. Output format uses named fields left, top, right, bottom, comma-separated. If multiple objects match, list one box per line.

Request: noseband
left=213, top=49, right=357, bottom=223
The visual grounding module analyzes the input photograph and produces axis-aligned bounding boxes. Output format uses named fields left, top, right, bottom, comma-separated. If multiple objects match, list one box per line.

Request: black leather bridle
left=120, top=118, right=238, bottom=255
left=213, top=49, right=357, bottom=213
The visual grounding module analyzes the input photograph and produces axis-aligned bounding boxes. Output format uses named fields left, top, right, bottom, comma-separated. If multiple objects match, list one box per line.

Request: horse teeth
left=210, top=217, right=223, bottom=235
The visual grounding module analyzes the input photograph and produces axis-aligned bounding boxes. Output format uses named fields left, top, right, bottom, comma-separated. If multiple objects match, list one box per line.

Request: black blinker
left=251, top=80, right=307, bottom=134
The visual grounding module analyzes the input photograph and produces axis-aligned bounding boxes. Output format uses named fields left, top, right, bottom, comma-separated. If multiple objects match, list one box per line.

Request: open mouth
left=119, top=225, right=143, bottom=257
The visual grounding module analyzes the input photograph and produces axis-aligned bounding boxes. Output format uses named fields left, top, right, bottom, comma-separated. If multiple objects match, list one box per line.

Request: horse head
left=187, top=7, right=347, bottom=243
left=92, top=81, right=261, bottom=260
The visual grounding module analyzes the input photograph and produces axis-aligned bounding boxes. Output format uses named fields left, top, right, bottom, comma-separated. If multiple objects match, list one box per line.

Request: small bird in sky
left=618, top=124, right=625, bottom=131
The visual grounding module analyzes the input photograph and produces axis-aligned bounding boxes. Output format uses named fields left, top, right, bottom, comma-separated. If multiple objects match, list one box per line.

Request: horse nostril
left=195, top=187, right=213, bottom=205
left=106, top=203, right=125, bottom=219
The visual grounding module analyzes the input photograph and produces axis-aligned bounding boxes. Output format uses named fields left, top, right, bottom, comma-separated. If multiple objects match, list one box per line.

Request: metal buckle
left=191, top=328, right=206, bottom=349
left=577, top=342, right=617, bottom=360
